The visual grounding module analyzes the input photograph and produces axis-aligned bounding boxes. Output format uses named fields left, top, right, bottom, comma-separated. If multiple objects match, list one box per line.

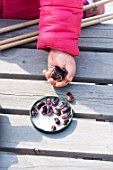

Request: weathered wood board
left=1, top=19, right=113, bottom=52
left=0, top=79, right=113, bottom=119
left=0, top=49, right=113, bottom=83
left=1, top=19, right=113, bottom=167
left=0, top=152, right=113, bottom=170
left=0, top=114, right=113, bottom=161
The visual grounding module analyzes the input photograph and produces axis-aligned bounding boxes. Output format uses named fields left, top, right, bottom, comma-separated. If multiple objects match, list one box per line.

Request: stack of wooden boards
left=0, top=19, right=113, bottom=169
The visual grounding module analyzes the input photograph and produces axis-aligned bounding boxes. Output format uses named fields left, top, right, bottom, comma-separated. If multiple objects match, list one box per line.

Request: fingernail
left=43, top=70, right=47, bottom=74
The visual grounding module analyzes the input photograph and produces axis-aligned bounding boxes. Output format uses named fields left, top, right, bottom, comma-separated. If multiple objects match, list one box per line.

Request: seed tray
left=29, top=96, right=74, bottom=134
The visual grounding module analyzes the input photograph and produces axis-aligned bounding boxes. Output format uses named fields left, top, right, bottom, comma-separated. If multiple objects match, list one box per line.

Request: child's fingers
left=66, top=75, right=74, bottom=83
left=43, top=70, right=51, bottom=79
left=43, top=70, right=57, bottom=86
left=65, top=71, right=74, bottom=84
left=43, top=69, right=47, bottom=74
left=55, top=80, right=69, bottom=87
left=65, top=65, right=75, bottom=82
left=48, top=78, right=57, bottom=86
left=43, top=67, right=74, bottom=87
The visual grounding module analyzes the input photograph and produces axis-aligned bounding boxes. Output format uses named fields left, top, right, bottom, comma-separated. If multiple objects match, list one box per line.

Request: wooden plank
left=8, top=37, right=113, bottom=52
left=0, top=48, right=47, bottom=77
left=14, top=37, right=113, bottom=53
left=0, top=49, right=113, bottom=83
left=1, top=19, right=113, bottom=38
left=0, top=19, right=38, bottom=49
left=82, top=23, right=113, bottom=30
left=79, top=37, right=113, bottom=52
left=0, top=19, right=39, bottom=37
left=0, top=19, right=27, bottom=28
left=0, top=114, right=113, bottom=160
left=81, top=28, right=113, bottom=38
left=0, top=152, right=113, bottom=170
left=0, top=79, right=113, bottom=120
left=0, top=19, right=113, bottom=51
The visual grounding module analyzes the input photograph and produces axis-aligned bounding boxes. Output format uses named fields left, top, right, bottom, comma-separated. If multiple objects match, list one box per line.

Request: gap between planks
left=0, top=147, right=113, bottom=162
left=0, top=73, right=112, bottom=84
left=0, top=109, right=113, bottom=122
left=1, top=79, right=113, bottom=119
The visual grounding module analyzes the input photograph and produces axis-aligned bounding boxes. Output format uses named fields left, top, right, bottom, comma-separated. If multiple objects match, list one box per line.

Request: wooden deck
left=0, top=19, right=113, bottom=169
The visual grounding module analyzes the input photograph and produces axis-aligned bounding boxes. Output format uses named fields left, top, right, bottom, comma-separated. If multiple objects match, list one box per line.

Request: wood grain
left=0, top=19, right=113, bottom=51
left=0, top=19, right=113, bottom=165
left=1, top=152, right=113, bottom=170
left=0, top=79, right=113, bottom=119
left=1, top=49, right=113, bottom=83
left=0, top=114, right=113, bottom=161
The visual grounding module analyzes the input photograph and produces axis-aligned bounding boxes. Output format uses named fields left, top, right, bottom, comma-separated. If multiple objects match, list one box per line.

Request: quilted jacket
left=0, top=0, right=83, bottom=56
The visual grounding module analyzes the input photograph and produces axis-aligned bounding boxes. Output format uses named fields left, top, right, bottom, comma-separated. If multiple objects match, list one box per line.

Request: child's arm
left=37, top=0, right=83, bottom=87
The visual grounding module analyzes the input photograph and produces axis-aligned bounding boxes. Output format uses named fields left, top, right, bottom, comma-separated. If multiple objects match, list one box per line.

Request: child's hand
left=86, top=0, right=105, bottom=18
left=43, top=49, right=76, bottom=87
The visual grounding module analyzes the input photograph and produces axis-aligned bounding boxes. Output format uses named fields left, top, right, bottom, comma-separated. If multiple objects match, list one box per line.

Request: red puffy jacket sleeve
left=37, top=0, right=83, bottom=56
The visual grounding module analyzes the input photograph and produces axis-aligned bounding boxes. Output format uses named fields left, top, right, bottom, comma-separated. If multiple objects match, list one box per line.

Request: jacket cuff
left=37, top=35, right=79, bottom=56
